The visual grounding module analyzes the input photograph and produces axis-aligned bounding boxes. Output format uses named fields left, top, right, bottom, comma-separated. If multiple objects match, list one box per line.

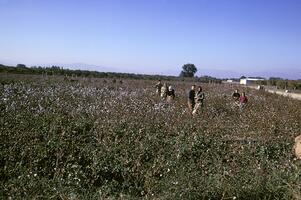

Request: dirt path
left=246, top=85, right=301, bottom=100
left=265, top=89, right=301, bottom=100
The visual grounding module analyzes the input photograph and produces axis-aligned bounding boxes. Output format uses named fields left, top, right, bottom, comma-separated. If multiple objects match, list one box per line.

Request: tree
left=268, top=77, right=282, bottom=86
left=179, top=63, right=197, bottom=77
left=276, top=79, right=287, bottom=89
left=16, top=64, right=27, bottom=68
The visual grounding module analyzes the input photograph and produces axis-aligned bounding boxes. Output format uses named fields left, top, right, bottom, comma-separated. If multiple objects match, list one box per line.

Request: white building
left=240, top=78, right=265, bottom=85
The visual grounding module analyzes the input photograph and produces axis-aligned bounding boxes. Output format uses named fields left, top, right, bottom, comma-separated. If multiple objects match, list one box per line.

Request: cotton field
left=1, top=75, right=301, bottom=199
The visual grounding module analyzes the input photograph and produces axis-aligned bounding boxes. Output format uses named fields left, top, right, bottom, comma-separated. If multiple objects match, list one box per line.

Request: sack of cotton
left=293, top=135, right=301, bottom=159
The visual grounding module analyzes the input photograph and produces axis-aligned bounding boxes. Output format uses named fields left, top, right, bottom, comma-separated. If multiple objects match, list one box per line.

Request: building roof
left=241, top=77, right=265, bottom=81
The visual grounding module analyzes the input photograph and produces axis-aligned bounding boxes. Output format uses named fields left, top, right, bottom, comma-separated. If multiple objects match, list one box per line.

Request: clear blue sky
left=1, top=0, right=301, bottom=78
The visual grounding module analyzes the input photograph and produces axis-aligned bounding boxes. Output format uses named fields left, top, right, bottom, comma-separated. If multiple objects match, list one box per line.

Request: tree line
left=0, top=63, right=222, bottom=83
left=255, top=78, right=301, bottom=90
left=0, top=64, right=177, bottom=80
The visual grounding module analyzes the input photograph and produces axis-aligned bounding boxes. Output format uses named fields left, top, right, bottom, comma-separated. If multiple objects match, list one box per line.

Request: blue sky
left=1, top=0, right=301, bottom=78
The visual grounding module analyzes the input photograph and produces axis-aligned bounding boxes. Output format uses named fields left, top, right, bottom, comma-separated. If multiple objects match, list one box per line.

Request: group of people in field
left=155, top=80, right=248, bottom=115
left=187, top=85, right=205, bottom=115
left=155, top=80, right=205, bottom=115
left=231, top=89, right=248, bottom=109
left=155, top=80, right=175, bottom=102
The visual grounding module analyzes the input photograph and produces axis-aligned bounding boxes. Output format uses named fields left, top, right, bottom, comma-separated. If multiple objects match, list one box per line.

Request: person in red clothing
left=239, top=92, right=248, bottom=109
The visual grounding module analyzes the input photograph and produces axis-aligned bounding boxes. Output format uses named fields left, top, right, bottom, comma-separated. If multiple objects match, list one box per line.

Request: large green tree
left=179, top=63, right=197, bottom=77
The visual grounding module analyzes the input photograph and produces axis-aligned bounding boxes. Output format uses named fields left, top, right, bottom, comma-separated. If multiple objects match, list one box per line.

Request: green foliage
left=0, top=76, right=301, bottom=199
left=16, top=64, right=27, bottom=68
left=197, top=75, right=222, bottom=83
left=0, top=64, right=179, bottom=81
left=179, top=63, right=197, bottom=77
left=253, top=77, right=301, bottom=90
left=276, top=79, right=287, bottom=89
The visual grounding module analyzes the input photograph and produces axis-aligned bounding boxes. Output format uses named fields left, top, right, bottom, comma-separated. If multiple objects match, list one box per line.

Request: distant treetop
left=179, top=63, right=197, bottom=78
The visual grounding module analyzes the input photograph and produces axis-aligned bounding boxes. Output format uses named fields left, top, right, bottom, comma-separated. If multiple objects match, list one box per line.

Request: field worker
left=188, top=85, right=196, bottom=114
left=239, top=92, right=248, bottom=109
left=166, top=85, right=175, bottom=102
left=192, top=86, right=205, bottom=115
left=161, top=83, right=168, bottom=100
left=155, top=80, right=163, bottom=96
left=232, top=89, right=240, bottom=101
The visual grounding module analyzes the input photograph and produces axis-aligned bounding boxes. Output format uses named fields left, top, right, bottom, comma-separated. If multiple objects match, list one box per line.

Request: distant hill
left=248, top=68, right=301, bottom=80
